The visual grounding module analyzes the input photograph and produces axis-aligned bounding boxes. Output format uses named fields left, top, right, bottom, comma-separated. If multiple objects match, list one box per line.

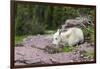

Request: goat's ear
left=57, top=29, right=60, bottom=32
left=57, top=29, right=60, bottom=35
left=59, top=29, right=62, bottom=35
left=57, top=29, right=61, bottom=35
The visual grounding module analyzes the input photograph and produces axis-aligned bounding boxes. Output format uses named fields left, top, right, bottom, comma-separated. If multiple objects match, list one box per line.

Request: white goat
left=52, top=27, right=84, bottom=46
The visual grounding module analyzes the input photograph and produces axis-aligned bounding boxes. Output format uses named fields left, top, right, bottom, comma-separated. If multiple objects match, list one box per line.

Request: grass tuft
left=15, top=35, right=27, bottom=44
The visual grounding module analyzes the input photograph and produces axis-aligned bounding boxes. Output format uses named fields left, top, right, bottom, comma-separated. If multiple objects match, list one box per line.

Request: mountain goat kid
left=52, top=27, right=84, bottom=47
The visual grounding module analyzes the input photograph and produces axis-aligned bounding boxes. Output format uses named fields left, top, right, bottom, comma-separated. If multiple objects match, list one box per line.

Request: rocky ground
left=15, top=35, right=95, bottom=66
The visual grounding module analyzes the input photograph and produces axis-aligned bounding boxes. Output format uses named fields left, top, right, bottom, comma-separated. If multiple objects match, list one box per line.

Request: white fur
left=52, top=27, right=84, bottom=46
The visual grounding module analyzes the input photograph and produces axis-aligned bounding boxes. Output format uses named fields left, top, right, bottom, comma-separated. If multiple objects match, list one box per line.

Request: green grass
left=15, top=30, right=55, bottom=45
left=62, top=46, right=75, bottom=52
left=15, top=35, right=27, bottom=44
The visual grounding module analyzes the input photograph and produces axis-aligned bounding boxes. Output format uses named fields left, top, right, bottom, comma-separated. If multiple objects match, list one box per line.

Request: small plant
left=62, top=46, right=75, bottom=52
left=82, top=24, right=94, bottom=42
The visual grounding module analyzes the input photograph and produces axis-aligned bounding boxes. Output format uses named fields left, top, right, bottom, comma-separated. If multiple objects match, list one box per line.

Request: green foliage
left=62, top=46, right=75, bottom=52
left=31, top=22, right=47, bottom=35
left=15, top=35, right=27, bottom=44
left=82, top=24, right=94, bottom=42
left=15, top=3, right=95, bottom=36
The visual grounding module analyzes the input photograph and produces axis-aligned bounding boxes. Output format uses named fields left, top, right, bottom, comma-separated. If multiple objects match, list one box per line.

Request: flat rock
left=50, top=52, right=81, bottom=63
left=15, top=46, right=52, bottom=65
left=22, top=35, right=53, bottom=49
left=79, top=42, right=94, bottom=52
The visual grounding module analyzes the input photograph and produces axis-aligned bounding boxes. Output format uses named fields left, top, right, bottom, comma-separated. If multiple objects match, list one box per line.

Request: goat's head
left=52, top=29, right=62, bottom=45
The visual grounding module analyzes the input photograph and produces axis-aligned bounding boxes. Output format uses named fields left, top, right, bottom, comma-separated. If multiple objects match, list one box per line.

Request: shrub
left=31, top=22, right=47, bottom=35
